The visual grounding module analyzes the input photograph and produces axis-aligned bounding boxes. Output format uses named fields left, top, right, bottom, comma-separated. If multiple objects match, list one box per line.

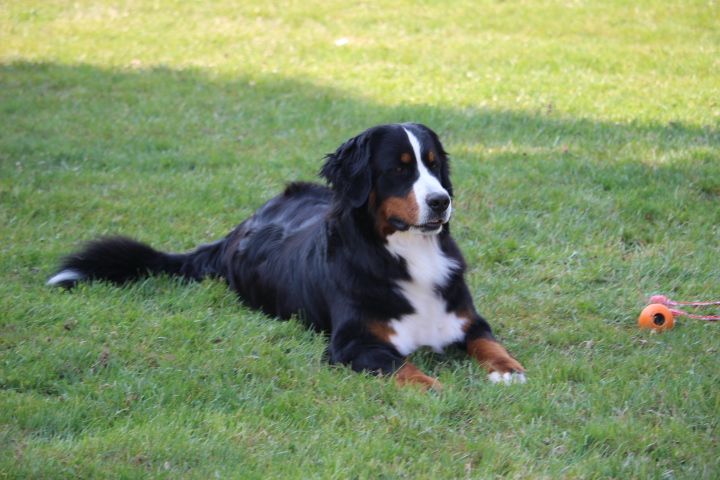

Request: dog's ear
left=321, top=130, right=373, bottom=208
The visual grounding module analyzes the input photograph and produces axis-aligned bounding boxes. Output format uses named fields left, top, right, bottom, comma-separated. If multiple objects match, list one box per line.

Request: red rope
left=650, top=295, right=720, bottom=321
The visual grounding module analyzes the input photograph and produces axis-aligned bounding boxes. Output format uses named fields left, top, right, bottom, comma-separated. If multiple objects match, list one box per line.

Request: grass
left=1, top=0, right=719, bottom=478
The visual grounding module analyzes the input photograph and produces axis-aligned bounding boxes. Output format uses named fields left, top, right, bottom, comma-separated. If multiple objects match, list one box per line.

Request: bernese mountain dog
left=48, top=123, right=525, bottom=389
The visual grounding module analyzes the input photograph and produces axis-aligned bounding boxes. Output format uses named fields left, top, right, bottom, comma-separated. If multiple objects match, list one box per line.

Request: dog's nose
left=426, top=192, right=450, bottom=213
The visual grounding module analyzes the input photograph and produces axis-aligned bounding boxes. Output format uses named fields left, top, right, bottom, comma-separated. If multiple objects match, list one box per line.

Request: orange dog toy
left=639, top=294, right=720, bottom=331
left=638, top=303, right=674, bottom=331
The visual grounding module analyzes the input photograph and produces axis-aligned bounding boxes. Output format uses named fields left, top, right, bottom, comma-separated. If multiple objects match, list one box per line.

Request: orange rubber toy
left=639, top=294, right=720, bottom=331
left=638, top=303, right=674, bottom=331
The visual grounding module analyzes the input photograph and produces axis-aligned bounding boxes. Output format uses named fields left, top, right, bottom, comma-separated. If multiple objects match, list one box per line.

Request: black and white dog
left=48, top=123, right=525, bottom=388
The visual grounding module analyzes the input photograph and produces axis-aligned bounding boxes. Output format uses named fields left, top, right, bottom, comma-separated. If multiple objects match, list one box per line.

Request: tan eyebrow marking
left=400, top=152, right=412, bottom=164
left=428, top=151, right=436, bottom=163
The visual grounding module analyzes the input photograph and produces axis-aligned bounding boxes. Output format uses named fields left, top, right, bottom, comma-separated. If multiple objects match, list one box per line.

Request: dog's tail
left=46, top=236, right=227, bottom=289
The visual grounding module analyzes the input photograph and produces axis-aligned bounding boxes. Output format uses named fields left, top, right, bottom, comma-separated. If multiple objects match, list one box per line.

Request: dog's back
left=224, top=182, right=334, bottom=327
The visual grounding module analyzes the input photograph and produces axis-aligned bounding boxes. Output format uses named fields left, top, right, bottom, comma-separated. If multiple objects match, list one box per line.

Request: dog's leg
left=462, top=313, right=526, bottom=384
left=329, top=325, right=442, bottom=390
left=466, top=336, right=525, bottom=384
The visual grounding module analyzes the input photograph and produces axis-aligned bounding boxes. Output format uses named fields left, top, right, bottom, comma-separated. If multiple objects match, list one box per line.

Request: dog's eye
left=393, top=166, right=407, bottom=175
left=429, top=161, right=440, bottom=171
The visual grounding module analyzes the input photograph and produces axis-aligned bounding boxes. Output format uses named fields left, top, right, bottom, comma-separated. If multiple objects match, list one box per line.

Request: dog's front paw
left=394, top=362, right=444, bottom=391
left=486, top=354, right=526, bottom=384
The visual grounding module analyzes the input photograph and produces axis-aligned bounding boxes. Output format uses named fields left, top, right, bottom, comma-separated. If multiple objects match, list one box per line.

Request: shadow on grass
left=2, top=61, right=718, bottom=255
left=2, top=60, right=719, bottom=281
left=1, top=61, right=717, bottom=171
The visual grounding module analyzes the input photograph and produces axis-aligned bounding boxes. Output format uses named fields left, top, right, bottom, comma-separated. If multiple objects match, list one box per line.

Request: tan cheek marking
left=394, top=362, right=443, bottom=391
left=467, top=338, right=525, bottom=374
left=375, top=191, right=420, bottom=236
left=381, top=192, right=419, bottom=223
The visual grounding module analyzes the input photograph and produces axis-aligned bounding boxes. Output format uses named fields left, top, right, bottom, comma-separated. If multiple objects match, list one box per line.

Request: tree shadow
left=1, top=61, right=718, bottom=260
left=2, top=61, right=716, bottom=167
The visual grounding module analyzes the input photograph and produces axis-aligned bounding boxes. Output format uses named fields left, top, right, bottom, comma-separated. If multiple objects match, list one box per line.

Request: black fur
left=49, top=123, right=507, bottom=377
left=51, top=236, right=226, bottom=287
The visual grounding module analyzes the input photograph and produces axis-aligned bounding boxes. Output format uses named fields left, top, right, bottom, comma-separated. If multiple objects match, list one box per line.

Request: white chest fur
left=385, top=232, right=466, bottom=356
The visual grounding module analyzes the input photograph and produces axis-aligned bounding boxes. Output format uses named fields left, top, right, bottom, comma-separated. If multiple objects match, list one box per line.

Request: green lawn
left=1, top=1, right=719, bottom=478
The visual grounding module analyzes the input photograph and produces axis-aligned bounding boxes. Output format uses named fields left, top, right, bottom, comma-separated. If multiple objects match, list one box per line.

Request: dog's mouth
left=413, top=219, right=444, bottom=232
left=389, top=217, right=446, bottom=233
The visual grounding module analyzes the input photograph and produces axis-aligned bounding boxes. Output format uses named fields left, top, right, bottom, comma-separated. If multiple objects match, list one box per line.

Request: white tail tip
left=47, top=269, right=84, bottom=286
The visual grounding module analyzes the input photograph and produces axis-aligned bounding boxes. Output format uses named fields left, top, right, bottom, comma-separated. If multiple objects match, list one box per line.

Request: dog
left=48, top=123, right=525, bottom=389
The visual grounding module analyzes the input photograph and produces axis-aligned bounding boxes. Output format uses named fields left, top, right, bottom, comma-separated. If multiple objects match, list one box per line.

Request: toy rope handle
left=650, top=295, right=720, bottom=321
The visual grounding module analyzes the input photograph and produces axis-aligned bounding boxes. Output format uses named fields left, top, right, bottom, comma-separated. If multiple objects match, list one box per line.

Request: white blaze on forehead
left=402, top=127, right=450, bottom=223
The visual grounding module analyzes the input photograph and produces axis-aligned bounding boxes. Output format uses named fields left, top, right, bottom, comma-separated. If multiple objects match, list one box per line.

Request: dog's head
left=321, top=123, right=452, bottom=237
